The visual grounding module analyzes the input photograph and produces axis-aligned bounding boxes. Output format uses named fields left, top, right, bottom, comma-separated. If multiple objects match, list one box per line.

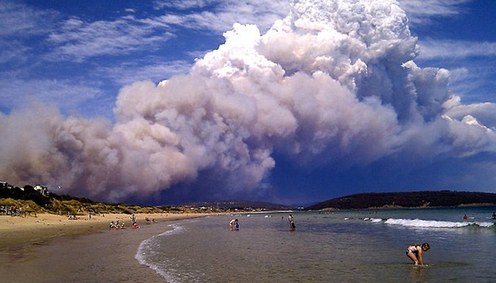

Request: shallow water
left=136, top=206, right=496, bottom=282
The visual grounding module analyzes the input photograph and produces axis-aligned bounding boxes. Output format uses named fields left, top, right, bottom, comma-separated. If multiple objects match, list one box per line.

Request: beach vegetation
left=1, top=180, right=292, bottom=214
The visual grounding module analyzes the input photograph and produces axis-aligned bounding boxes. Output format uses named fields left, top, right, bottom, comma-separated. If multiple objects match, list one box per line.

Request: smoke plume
left=1, top=0, right=495, bottom=202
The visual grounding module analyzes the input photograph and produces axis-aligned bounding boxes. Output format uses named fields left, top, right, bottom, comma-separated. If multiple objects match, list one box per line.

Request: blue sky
left=1, top=0, right=496, bottom=205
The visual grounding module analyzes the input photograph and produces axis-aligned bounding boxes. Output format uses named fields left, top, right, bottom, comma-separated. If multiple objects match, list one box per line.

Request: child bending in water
left=406, top=243, right=430, bottom=266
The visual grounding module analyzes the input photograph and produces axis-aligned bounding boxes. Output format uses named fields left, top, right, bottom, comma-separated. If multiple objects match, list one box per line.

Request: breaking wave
left=383, top=218, right=494, bottom=229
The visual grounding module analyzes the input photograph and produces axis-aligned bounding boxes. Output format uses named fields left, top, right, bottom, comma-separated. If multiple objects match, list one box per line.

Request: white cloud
left=46, top=16, right=175, bottom=62
left=1, top=0, right=288, bottom=65
left=445, top=101, right=496, bottom=130
left=418, top=39, right=496, bottom=60
left=153, top=0, right=212, bottom=10
left=42, top=1, right=289, bottom=62
left=443, top=66, right=496, bottom=104
left=0, top=40, right=31, bottom=64
left=0, top=78, right=104, bottom=113
left=0, top=1, right=58, bottom=66
left=42, top=0, right=289, bottom=63
left=100, top=60, right=192, bottom=86
left=415, top=40, right=496, bottom=104
left=0, top=0, right=58, bottom=37
left=397, top=0, right=472, bottom=25
left=154, top=0, right=289, bottom=33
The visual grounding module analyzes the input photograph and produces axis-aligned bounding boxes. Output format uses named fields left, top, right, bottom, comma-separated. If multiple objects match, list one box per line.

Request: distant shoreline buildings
left=0, top=180, right=49, bottom=196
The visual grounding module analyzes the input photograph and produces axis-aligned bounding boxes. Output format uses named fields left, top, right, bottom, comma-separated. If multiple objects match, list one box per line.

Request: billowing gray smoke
left=1, top=0, right=495, bottom=202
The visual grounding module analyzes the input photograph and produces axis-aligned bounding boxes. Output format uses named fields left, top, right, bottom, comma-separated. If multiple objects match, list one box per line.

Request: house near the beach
left=1, top=181, right=47, bottom=193
left=0, top=180, right=13, bottom=190
left=33, top=185, right=49, bottom=196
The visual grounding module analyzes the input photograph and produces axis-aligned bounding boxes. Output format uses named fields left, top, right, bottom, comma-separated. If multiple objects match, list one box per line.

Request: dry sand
left=0, top=213, right=208, bottom=282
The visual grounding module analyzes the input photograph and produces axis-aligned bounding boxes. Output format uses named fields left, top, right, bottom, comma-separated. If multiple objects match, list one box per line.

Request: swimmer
left=406, top=243, right=430, bottom=266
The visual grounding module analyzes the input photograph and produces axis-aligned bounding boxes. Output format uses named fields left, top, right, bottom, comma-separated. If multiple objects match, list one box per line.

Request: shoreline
left=0, top=213, right=209, bottom=283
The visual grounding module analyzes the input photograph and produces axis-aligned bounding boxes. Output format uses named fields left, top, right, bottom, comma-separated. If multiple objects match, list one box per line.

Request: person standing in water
left=288, top=214, right=296, bottom=231
left=229, top=219, right=239, bottom=231
left=406, top=243, right=430, bottom=266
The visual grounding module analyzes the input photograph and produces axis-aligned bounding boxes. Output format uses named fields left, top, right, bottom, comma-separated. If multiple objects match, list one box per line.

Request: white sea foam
left=475, top=222, right=495, bottom=228
left=362, top=217, right=383, bottom=223
left=135, top=223, right=185, bottom=283
left=384, top=218, right=494, bottom=228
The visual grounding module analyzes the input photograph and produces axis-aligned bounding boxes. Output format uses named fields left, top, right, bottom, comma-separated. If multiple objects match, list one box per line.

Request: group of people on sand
left=0, top=205, right=25, bottom=216
left=67, top=214, right=79, bottom=220
left=109, top=213, right=143, bottom=230
left=109, top=219, right=125, bottom=230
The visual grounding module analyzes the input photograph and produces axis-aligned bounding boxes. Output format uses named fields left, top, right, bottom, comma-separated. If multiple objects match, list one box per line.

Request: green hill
left=306, top=191, right=496, bottom=210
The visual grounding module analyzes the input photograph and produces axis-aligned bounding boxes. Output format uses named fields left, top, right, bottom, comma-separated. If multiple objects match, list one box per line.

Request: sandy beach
left=0, top=213, right=207, bottom=283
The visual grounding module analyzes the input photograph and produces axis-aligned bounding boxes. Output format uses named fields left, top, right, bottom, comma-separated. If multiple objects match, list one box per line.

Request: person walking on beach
left=406, top=243, right=430, bottom=266
left=288, top=214, right=296, bottom=231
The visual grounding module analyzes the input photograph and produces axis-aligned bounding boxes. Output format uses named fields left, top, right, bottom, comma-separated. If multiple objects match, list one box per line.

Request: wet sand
left=0, top=213, right=207, bottom=283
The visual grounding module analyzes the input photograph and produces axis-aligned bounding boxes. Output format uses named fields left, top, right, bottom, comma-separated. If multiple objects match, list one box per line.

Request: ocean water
left=136, top=206, right=496, bottom=282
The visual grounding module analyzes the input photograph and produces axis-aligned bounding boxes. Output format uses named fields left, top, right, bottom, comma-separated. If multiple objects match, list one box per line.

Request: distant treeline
left=0, top=182, right=286, bottom=215
left=0, top=183, right=189, bottom=215
left=306, top=191, right=496, bottom=210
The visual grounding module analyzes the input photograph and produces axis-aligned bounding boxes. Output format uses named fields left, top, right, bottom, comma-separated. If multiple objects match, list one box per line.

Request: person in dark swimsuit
left=406, top=243, right=430, bottom=266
